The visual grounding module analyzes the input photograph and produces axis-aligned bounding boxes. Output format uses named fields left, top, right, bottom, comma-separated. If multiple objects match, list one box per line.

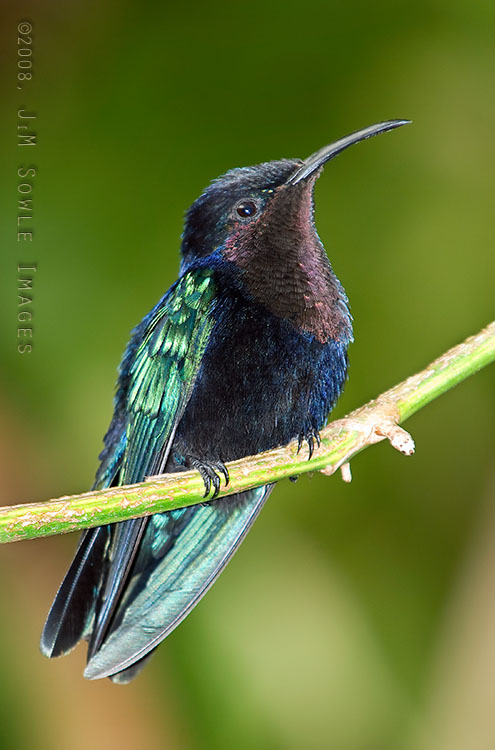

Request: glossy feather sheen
left=123, top=269, right=216, bottom=483
left=84, top=486, right=271, bottom=680
left=40, top=527, right=109, bottom=658
left=42, top=269, right=218, bottom=669
left=41, top=151, right=353, bottom=682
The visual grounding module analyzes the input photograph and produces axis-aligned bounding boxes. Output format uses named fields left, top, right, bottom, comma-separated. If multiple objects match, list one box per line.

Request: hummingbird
left=40, top=120, right=409, bottom=682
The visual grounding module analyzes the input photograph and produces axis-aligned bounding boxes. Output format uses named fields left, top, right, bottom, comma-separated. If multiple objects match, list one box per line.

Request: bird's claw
left=297, top=428, right=321, bottom=460
left=214, top=460, right=230, bottom=486
left=188, top=457, right=229, bottom=499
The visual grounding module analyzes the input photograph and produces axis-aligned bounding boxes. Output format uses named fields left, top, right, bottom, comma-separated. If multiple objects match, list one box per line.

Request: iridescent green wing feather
left=40, top=268, right=216, bottom=660
left=122, top=268, right=216, bottom=484
left=85, top=268, right=218, bottom=656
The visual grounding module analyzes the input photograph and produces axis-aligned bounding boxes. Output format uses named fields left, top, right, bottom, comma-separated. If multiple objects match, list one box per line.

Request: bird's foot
left=186, top=457, right=229, bottom=499
left=297, top=427, right=321, bottom=461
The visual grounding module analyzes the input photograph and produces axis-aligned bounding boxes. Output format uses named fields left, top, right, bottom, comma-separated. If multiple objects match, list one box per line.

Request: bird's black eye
left=236, top=200, right=258, bottom=219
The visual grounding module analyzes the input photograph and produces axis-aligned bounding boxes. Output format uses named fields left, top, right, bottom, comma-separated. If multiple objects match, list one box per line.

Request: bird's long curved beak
left=286, top=119, right=411, bottom=185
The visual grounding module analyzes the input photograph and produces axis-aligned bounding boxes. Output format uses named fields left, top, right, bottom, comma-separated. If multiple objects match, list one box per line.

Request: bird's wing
left=84, top=484, right=273, bottom=682
left=122, top=268, right=217, bottom=484
left=41, top=268, right=217, bottom=659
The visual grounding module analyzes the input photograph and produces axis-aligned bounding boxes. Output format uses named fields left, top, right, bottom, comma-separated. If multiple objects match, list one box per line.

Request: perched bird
left=41, top=120, right=409, bottom=682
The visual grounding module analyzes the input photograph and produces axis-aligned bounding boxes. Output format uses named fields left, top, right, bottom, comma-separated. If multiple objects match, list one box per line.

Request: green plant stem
left=1, top=322, right=493, bottom=545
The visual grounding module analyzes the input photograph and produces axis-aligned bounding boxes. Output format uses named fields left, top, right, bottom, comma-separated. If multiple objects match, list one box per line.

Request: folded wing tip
left=39, top=637, right=54, bottom=659
left=84, top=659, right=113, bottom=680
left=83, top=665, right=104, bottom=680
left=84, top=654, right=134, bottom=681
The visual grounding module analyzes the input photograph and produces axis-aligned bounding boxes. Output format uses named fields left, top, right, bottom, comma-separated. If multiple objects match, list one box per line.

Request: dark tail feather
left=40, top=527, right=109, bottom=658
left=84, top=485, right=272, bottom=681
left=87, top=517, right=148, bottom=661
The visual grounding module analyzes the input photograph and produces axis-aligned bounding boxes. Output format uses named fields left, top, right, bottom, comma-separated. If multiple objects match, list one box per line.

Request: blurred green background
left=0, top=1, right=493, bottom=748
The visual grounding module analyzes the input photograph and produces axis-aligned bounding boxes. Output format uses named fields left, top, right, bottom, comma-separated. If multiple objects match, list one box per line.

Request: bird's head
left=180, top=120, right=409, bottom=341
left=180, top=120, right=409, bottom=269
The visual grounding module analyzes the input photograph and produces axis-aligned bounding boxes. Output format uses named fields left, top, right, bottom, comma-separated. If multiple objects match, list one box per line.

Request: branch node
left=320, top=463, right=336, bottom=477
left=340, top=462, right=352, bottom=483
left=375, top=422, right=415, bottom=456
